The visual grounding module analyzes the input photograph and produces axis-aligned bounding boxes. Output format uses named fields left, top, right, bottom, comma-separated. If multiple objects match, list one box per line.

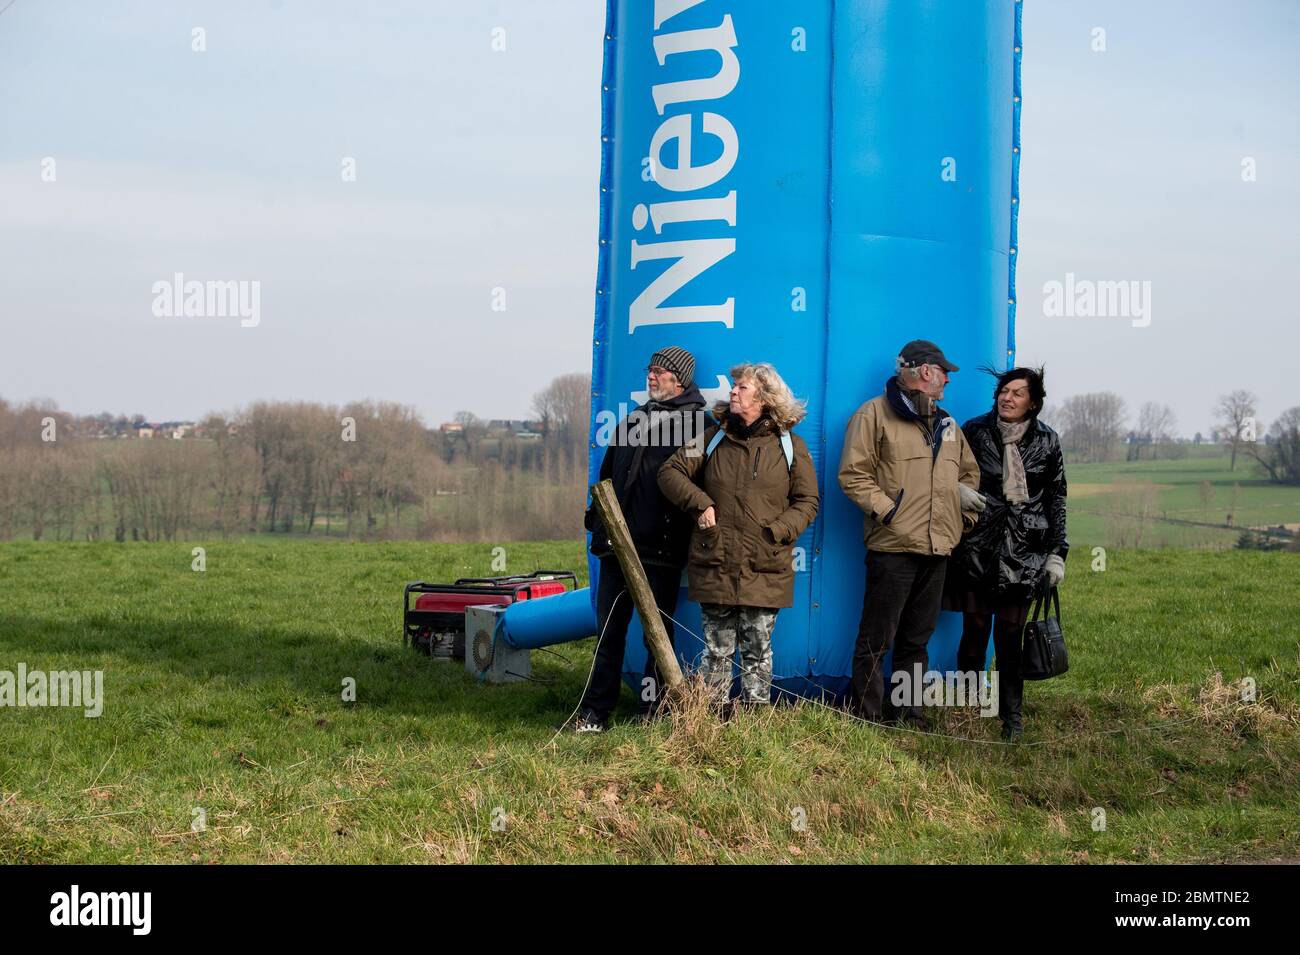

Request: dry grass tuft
left=1143, top=670, right=1299, bottom=736
left=654, top=676, right=730, bottom=766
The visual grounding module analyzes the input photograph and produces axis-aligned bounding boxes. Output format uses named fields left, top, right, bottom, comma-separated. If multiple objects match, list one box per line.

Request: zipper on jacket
left=752, top=448, right=761, bottom=479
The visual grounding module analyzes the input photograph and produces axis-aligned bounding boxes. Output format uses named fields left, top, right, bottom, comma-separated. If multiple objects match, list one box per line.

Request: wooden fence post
left=590, top=479, right=685, bottom=693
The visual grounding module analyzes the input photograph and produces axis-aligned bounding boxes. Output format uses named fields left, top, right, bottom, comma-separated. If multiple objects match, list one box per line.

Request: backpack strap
left=703, top=427, right=794, bottom=471
left=704, top=429, right=726, bottom=459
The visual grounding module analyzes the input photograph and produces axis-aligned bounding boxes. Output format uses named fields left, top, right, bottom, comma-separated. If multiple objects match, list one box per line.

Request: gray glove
left=1043, top=554, right=1065, bottom=588
left=958, top=484, right=987, bottom=514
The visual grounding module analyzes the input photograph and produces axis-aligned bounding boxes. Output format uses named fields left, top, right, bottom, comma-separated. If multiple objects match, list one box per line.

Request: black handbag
left=1021, top=586, right=1068, bottom=680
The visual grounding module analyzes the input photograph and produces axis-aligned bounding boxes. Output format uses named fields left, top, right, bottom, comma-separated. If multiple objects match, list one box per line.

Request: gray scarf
left=997, top=418, right=1031, bottom=504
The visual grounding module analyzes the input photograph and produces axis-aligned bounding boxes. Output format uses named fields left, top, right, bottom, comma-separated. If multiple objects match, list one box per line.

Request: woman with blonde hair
left=658, top=362, right=819, bottom=707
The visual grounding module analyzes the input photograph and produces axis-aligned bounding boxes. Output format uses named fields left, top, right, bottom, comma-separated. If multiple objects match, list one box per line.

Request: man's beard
left=900, top=380, right=937, bottom=417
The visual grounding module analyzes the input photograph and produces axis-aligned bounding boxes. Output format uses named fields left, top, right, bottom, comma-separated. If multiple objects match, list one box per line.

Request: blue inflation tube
left=501, top=588, right=599, bottom=650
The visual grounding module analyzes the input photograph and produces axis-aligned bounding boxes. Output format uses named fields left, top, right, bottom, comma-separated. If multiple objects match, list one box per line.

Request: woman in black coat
left=946, top=367, right=1067, bottom=740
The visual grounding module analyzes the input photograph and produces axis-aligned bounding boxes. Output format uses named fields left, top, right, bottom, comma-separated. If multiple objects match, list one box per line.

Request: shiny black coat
left=948, top=411, right=1068, bottom=602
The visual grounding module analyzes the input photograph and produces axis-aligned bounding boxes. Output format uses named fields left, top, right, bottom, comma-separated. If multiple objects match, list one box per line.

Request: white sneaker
left=572, top=713, right=606, bottom=734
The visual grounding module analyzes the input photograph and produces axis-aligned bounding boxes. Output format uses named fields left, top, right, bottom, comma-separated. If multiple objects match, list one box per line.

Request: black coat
left=948, top=411, right=1069, bottom=602
left=584, top=386, right=712, bottom=569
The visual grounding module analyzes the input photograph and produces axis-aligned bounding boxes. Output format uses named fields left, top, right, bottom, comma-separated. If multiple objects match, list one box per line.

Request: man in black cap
left=837, top=340, right=982, bottom=726
left=574, top=346, right=711, bottom=732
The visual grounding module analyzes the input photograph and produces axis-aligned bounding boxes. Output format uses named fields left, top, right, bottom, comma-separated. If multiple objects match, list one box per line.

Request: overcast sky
left=2, top=0, right=1297, bottom=436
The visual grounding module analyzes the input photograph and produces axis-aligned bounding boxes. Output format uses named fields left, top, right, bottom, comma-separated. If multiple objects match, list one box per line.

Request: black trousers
left=956, top=609, right=1028, bottom=730
left=578, top=557, right=680, bottom=722
left=851, top=551, right=948, bottom=721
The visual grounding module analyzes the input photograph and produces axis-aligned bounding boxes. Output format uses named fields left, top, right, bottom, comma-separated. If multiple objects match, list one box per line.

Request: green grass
left=0, top=539, right=1296, bottom=863
left=1066, top=446, right=1300, bottom=549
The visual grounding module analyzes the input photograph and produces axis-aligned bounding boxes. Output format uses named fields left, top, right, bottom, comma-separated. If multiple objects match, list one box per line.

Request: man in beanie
left=574, top=346, right=712, bottom=732
left=837, top=340, right=982, bottom=726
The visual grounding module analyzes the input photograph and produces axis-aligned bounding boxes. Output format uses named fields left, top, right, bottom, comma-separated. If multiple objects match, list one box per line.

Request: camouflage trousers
left=699, top=604, right=777, bottom=704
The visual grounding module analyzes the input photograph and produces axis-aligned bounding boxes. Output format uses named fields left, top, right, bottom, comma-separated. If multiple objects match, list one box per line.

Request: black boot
left=1000, top=672, right=1024, bottom=737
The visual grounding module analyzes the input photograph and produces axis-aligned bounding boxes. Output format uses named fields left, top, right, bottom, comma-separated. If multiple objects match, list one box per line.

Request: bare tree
left=315, top=414, right=345, bottom=536
left=0, top=389, right=588, bottom=544
left=1215, top=390, right=1258, bottom=471
left=1129, top=402, right=1179, bottom=460
left=1057, top=392, right=1127, bottom=463
left=551, top=373, right=591, bottom=445
left=100, top=440, right=204, bottom=541
left=532, top=372, right=591, bottom=470
left=1197, top=479, right=1216, bottom=520
left=201, top=413, right=259, bottom=538
left=531, top=387, right=554, bottom=442
left=247, top=402, right=293, bottom=531
left=413, top=444, right=449, bottom=537
left=1246, top=406, right=1300, bottom=485
left=283, top=402, right=338, bottom=533
left=533, top=374, right=588, bottom=436
left=336, top=400, right=426, bottom=536
left=453, top=411, right=487, bottom=461
left=0, top=452, right=20, bottom=540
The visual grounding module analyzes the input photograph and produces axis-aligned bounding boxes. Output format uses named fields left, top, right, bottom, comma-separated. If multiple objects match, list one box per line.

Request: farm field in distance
left=1064, top=446, right=1300, bottom=550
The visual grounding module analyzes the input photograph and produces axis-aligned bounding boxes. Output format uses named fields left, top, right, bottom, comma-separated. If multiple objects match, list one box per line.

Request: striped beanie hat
left=650, top=346, right=695, bottom=388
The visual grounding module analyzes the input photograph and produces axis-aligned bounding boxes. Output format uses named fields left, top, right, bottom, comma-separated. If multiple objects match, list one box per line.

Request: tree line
left=1049, top=389, right=1299, bottom=482
left=0, top=376, right=593, bottom=543
left=4, top=375, right=1296, bottom=545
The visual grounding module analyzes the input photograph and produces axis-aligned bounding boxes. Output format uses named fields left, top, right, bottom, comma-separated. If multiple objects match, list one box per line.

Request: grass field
left=1065, top=446, right=1300, bottom=550
left=0, top=538, right=1297, bottom=863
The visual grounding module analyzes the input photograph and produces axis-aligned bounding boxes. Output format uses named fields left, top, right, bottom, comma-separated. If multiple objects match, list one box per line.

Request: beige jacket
left=837, top=379, right=980, bottom=556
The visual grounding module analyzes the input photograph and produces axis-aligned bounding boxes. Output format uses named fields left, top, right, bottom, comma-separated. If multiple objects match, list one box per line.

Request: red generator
left=403, top=571, right=577, bottom=660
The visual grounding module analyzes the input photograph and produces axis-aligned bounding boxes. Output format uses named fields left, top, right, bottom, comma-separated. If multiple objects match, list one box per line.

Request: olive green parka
left=657, top=413, right=819, bottom=609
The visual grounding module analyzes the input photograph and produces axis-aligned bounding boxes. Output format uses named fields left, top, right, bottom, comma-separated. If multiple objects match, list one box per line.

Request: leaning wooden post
left=590, top=479, right=685, bottom=693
